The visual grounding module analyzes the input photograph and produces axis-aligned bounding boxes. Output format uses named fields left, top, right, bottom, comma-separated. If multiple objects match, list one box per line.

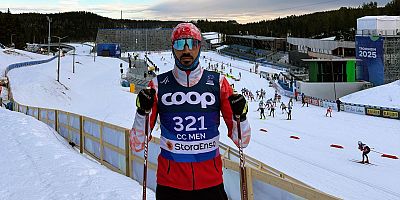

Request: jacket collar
left=172, top=64, right=203, bottom=87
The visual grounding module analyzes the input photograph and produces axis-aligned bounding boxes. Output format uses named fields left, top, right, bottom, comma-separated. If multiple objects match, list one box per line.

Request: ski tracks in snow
left=251, top=138, right=400, bottom=199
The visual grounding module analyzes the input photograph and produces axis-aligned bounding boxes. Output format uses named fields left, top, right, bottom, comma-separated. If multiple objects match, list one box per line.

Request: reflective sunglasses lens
left=186, top=39, right=193, bottom=49
left=173, top=39, right=186, bottom=50
left=173, top=39, right=200, bottom=50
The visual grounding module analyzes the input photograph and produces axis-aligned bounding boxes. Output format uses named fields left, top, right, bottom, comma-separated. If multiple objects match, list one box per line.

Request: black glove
left=228, top=94, right=248, bottom=122
left=136, top=88, right=156, bottom=115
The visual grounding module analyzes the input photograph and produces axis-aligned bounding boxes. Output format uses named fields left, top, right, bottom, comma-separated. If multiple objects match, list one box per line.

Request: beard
left=180, top=53, right=193, bottom=65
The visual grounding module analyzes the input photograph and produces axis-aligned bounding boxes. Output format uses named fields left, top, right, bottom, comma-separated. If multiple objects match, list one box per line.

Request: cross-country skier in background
left=280, top=102, right=287, bottom=114
left=277, top=94, right=281, bottom=103
left=130, top=23, right=251, bottom=200
left=272, top=97, right=277, bottom=107
left=301, top=93, right=309, bottom=107
left=256, top=90, right=260, bottom=100
left=288, top=97, right=293, bottom=107
left=287, top=104, right=292, bottom=120
left=326, top=106, right=333, bottom=117
left=358, top=141, right=371, bottom=164
left=258, top=100, right=266, bottom=119
left=269, top=102, right=275, bottom=117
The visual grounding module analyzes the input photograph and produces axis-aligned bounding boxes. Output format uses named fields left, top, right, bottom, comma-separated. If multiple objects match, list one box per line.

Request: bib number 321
left=173, top=116, right=207, bottom=132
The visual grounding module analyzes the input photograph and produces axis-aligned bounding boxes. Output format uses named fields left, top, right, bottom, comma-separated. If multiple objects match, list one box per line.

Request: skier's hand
left=228, top=94, right=248, bottom=122
left=136, top=88, right=156, bottom=115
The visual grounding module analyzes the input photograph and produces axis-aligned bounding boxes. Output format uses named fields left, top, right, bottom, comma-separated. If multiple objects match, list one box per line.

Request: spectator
left=336, top=98, right=341, bottom=112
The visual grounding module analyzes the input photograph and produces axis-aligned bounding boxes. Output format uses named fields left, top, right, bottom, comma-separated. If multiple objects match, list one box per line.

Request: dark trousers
left=362, top=149, right=370, bottom=162
left=260, top=109, right=265, bottom=119
left=269, top=109, right=275, bottom=117
left=362, top=153, right=369, bottom=162
left=156, top=184, right=228, bottom=200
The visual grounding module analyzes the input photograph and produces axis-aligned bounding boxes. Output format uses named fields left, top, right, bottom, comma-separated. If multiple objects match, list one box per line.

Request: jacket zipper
left=186, top=74, right=189, bottom=87
left=191, top=162, right=195, bottom=190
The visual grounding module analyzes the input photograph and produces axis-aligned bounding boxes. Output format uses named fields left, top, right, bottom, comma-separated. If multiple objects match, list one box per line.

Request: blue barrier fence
left=6, top=55, right=58, bottom=74
left=277, top=80, right=294, bottom=92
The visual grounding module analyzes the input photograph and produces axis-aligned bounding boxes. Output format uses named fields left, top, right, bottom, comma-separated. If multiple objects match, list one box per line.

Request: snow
left=341, top=80, right=400, bottom=109
left=2, top=46, right=400, bottom=200
left=0, top=48, right=49, bottom=76
left=67, top=43, right=93, bottom=56
left=320, top=36, right=336, bottom=41
left=0, top=108, right=155, bottom=200
left=8, top=49, right=136, bottom=129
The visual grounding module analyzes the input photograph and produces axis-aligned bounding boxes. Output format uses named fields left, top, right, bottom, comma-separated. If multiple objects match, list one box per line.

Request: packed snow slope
left=0, top=108, right=155, bottom=200
left=341, top=80, right=400, bottom=109
left=7, top=48, right=136, bottom=128
left=5, top=48, right=400, bottom=200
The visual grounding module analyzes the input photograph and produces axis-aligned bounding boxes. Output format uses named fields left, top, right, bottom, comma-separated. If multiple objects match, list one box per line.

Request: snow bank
left=0, top=108, right=155, bottom=200
left=341, top=80, right=400, bottom=109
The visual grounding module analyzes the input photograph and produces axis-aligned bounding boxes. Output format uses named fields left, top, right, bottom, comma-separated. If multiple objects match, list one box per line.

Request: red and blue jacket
left=130, top=64, right=251, bottom=190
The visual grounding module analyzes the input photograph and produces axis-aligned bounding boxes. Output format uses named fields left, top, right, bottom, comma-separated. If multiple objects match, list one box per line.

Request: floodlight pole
left=94, top=42, right=96, bottom=62
left=73, top=48, right=76, bottom=73
left=53, top=35, right=68, bottom=83
left=46, top=16, right=52, bottom=55
left=331, top=60, right=337, bottom=100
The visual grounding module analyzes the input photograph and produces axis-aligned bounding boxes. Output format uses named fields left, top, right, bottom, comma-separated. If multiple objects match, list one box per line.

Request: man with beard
left=130, top=23, right=252, bottom=200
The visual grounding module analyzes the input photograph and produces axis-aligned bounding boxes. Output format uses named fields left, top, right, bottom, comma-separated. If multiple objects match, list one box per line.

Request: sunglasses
left=173, top=38, right=201, bottom=50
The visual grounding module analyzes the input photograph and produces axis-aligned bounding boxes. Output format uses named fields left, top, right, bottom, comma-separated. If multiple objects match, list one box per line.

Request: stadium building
left=96, top=28, right=173, bottom=52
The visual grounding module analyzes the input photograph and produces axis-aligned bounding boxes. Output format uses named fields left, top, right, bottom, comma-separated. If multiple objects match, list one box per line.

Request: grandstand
left=218, top=44, right=303, bottom=74
left=96, top=28, right=173, bottom=52
left=225, top=35, right=286, bottom=51
left=202, top=32, right=223, bottom=49
left=97, top=28, right=213, bottom=52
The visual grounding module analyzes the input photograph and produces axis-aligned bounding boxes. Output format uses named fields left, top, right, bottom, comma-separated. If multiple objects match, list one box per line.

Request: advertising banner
left=311, top=99, right=319, bottom=106
left=322, top=101, right=338, bottom=111
left=366, top=108, right=381, bottom=117
left=382, top=110, right=400, bottom=119
left=319, top=100, right=324, bottom=107
left=343, top=104, right=366, bottom=115
left=307, top=97, right=312, bottom=104
left=355, top=35, right=384, bottom=86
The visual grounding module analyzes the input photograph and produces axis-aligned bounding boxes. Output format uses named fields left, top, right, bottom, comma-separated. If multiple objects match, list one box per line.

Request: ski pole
left=236, top=115, right=248, bottom=200
left=142, top=113, right=149, bottom=200
left=370, top=148, right=383, bottom=154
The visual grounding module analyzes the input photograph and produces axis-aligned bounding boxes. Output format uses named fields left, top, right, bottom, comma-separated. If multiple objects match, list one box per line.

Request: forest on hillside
left=0, top=0, right=399, bottom=48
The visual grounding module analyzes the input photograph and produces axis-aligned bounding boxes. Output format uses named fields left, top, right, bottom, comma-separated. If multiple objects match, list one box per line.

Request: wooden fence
left=10, top=101, right=340, bottom=200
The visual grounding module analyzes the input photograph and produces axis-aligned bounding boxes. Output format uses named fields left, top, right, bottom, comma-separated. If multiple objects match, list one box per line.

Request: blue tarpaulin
left=97, top=43, right=121, bottom=58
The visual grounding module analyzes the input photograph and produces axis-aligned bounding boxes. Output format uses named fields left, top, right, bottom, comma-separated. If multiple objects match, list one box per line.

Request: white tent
left=357, top=16, right=400, bottom=35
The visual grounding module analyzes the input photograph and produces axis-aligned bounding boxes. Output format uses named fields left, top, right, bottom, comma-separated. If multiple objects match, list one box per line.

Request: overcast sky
left=0, top=0, right=392, bottom=23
